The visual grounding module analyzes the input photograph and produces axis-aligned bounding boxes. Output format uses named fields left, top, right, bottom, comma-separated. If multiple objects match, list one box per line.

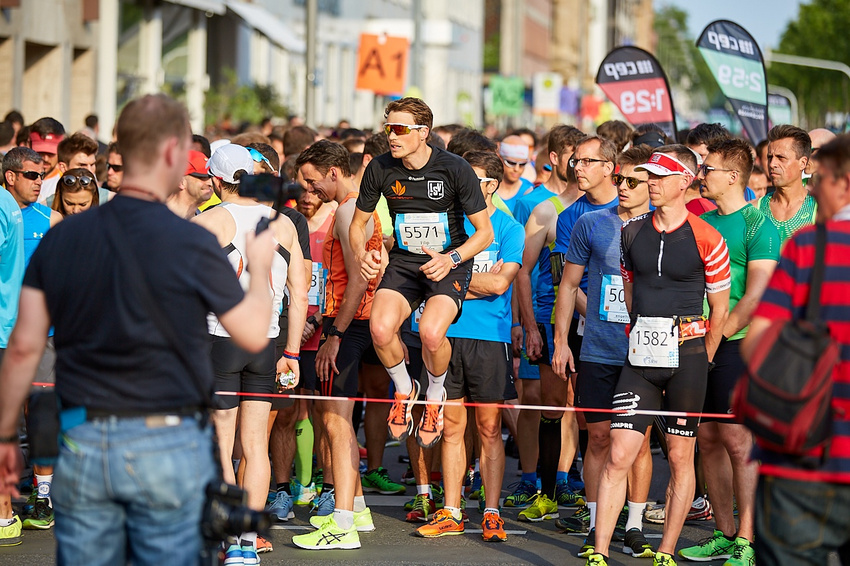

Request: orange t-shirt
left=323, top=192, right=382, bottom=319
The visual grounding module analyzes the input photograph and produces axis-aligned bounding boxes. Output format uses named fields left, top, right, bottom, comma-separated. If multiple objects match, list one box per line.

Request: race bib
left=413, top=301, right=426, bottom=325
left=308, top=262, right=326, bottom=307
left=628, top=316, right=679, bottom=368
left=472, top=250, right=497, bottom=273
left=600, top=274, right=629, bottom=323
left=396, top=212, right=450, bottom=253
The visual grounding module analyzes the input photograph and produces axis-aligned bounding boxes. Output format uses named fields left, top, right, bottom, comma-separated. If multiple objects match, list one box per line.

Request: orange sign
left=356, top=34, right=410, bottom=95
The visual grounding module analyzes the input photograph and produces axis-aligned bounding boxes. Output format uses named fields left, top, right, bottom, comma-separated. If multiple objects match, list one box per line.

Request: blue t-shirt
left=499, top=178, right=535, bottom=215
left=22, top=202, right=51, bottom=265
left=553, top=195, right=619, bottom=296
left=514, top=185, right=556, bottom=318
left=0, top=189, right=24, bottom=347
left=513, top=184, right=556, bottom=227
left=447, top=209, right=524, bottom=343
left=565, top=206, right=629, bottom=365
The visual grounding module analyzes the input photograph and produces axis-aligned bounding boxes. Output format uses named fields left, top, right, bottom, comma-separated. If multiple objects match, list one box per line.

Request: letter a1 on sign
left=356, top=33, right=410, bottom=95
left=596, top=46, right=677, bottom=139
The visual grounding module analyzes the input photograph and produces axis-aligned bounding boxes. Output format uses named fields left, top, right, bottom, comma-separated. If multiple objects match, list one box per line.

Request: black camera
left=238, top=173, right=303, bottom=234
left=239, top=173, right=303, bottom=205
left=201, top=481, right=272, bottom=543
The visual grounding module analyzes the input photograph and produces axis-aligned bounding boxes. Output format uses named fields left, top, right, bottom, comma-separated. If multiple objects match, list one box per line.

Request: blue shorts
left=518, top=320, right=556, bottom=378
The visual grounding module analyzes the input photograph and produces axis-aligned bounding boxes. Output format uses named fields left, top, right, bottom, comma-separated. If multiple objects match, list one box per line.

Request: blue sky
left=658, top=0, right=803, bottom=51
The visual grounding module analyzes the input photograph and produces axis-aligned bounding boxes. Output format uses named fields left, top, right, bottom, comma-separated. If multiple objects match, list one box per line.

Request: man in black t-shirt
left=0, top=94, right=279, bottom=565
left=349, top=98, right=493, bottom=468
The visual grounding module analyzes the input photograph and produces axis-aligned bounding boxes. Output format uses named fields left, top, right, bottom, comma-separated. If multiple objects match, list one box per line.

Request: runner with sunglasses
left=497, top=135, right=535, bottom=214
left=587, top=146, right=731, bottom=566
left=552, top=145, right=655, bottom=558
left=52, top=169, right=99, bottom=216
left=350, top=98, right=493, bottom=468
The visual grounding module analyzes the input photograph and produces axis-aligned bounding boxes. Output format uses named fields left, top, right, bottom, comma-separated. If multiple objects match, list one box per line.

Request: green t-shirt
left=701, top=204, right=781, bottom=341
left=756, top=192, right=817, bottom=246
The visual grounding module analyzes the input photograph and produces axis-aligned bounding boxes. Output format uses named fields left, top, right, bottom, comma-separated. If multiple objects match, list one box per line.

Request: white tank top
left=207, top=203, right=290, bottom=338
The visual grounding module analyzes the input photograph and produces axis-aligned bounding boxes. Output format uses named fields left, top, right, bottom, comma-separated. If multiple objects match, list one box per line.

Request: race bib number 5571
left=396, top=213, right=450, bottom=253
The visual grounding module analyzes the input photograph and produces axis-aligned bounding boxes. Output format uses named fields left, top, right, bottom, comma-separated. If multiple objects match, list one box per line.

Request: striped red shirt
left=753, top=221, right=850, bottom=483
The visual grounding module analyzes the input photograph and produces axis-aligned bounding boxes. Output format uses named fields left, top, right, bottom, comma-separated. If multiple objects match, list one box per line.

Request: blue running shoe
left=240, top=544, right=259, bottom=566
left=223, top=544, right=244, bottom=565
left=504, top=480, right=538, bottom=508
left=267, top=490, right=294, bottom=521
left=311, top=488, right=335, bottom=517
left=568, top=465, right=585, bottom=493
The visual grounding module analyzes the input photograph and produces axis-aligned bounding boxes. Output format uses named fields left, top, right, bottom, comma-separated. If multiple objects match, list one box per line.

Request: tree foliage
left=653, top=5, right=723, bottom=111
left=204, top=69, right=289, bottom=128
left=769, top=0, right=850, bottom=127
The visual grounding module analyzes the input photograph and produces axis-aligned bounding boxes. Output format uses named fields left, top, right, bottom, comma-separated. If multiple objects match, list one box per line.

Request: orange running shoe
left=388, top=379, right=420, bottom=441
left=481, top=511, right=507, bottom=542
left=416, top=388, right=446, bottom=448
left=415, top=508, right=464, bottom=538
left=255, top=535, right=273, bottom=553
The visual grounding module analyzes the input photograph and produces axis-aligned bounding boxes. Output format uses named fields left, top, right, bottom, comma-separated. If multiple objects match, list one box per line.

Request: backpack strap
left=806, top=223, right=827, bottom=323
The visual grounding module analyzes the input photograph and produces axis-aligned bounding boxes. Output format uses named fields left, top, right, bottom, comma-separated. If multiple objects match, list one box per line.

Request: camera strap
left=101, top=203, right=215, bottom=411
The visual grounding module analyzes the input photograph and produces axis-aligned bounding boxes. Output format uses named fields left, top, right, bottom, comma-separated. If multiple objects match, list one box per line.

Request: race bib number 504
left=396, top=212, right=450, bottom=253
left=628, top=316, right=679, bottom=368
left=600, top=274, right=628, bottom=323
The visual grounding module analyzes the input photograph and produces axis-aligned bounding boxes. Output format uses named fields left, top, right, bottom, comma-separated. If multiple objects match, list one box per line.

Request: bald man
left=807, top=128, right=837, bottom=176
left=497, top=135, right=535, bottom=213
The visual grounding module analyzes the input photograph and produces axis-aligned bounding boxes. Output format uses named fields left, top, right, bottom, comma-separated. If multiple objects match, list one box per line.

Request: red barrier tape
left=31, top=382, right=734, bottom=419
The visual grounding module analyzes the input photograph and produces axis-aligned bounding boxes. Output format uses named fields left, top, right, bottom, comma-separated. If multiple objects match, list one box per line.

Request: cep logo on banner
left=595, top=46, right=677, bottom=140
left=697, top=20, right=768, bottom=143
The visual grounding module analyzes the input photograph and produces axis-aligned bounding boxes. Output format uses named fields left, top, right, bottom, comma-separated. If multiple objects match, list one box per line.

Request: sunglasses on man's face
left=61, top=175, right=94, bottom=187
left=107, top=163, right=123, bottom=172
left=13, top=170, right=45, bottom=181
left=383, top=123, right=426, bottom=136
left=612, top=173, right=647, bottom=189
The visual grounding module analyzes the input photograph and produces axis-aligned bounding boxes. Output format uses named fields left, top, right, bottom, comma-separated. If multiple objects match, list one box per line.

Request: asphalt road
left=0, top=437, right=743, bottom=566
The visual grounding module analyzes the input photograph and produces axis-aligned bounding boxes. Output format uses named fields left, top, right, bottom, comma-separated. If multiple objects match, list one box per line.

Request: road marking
left=466, top=529, right=527, bottom=535
left=566, top=532, right=662, bottom=539
left=270, top=525, right=313, bottom=530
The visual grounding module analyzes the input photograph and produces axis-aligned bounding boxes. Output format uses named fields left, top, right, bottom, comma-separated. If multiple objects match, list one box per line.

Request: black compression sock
left=578, top=428, right=588, bottom=463
left=538, top=416, right=562, bottom=498
left=277, top=482, right=291, bottom=494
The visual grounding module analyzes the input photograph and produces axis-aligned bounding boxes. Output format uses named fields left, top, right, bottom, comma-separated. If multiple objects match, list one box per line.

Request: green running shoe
left=293, top=515, right=361, bottom=550
left=577, top=528, right=596, bottom=558
left=678, top=530, right=735, bottom=562
left=723, top=537, right=755, bottom=566
left=557, top=504, right=590, bottom=533
left=362, top=467, right=406, bottom=494
left=518, top=494, right=559, bottom=522
left=0, top=515, right=22, bottom=546
left=309, top=507, right=375, bottom=532
left=586, top=552, right=609, bottom=566
left=22, top=498, right=54, bottom=530
left=654, top=551, right=678, bottom=566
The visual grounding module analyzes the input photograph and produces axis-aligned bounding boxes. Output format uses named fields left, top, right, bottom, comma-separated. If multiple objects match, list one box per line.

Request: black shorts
left=702, top=338, right=746, bottom=422
left=379, top=254, right=473, bottom=322
left=576, top=361, right=621, bottom=424
left=211, top=336, right=277, bottom=410
left=610, top=338, right=708, bottom=438
left=317, top=318, right=381, bottom=398
left=446, top=338, right=516, bottom=403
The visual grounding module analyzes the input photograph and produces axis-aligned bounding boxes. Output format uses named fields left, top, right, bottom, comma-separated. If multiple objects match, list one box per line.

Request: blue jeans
left=52, top=415, right=215, bottom=566
left=755, top=475, right=850, bottom=565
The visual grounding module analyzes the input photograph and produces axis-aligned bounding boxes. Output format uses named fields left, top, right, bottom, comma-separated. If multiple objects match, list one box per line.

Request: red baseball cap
left=185, top=150, right=211, bottom=178
left=30, top=132, right=64, bottom=154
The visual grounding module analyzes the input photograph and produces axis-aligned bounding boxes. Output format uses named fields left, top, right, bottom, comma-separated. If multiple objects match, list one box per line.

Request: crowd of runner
left=0, top=99, right=843, bottom=566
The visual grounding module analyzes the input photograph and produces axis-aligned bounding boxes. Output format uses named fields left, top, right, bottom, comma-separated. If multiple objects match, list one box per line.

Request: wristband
left=511, top=322, right=521, bottom=328
left=0, top=433, right=19, bottom=443
left=282, top=350, right=300, bottom=361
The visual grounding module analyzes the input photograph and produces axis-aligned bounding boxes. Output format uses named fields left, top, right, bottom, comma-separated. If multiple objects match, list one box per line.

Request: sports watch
left=328, top=325, right=345, bottom=339
left=449, top=250, right=462, bottom=269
